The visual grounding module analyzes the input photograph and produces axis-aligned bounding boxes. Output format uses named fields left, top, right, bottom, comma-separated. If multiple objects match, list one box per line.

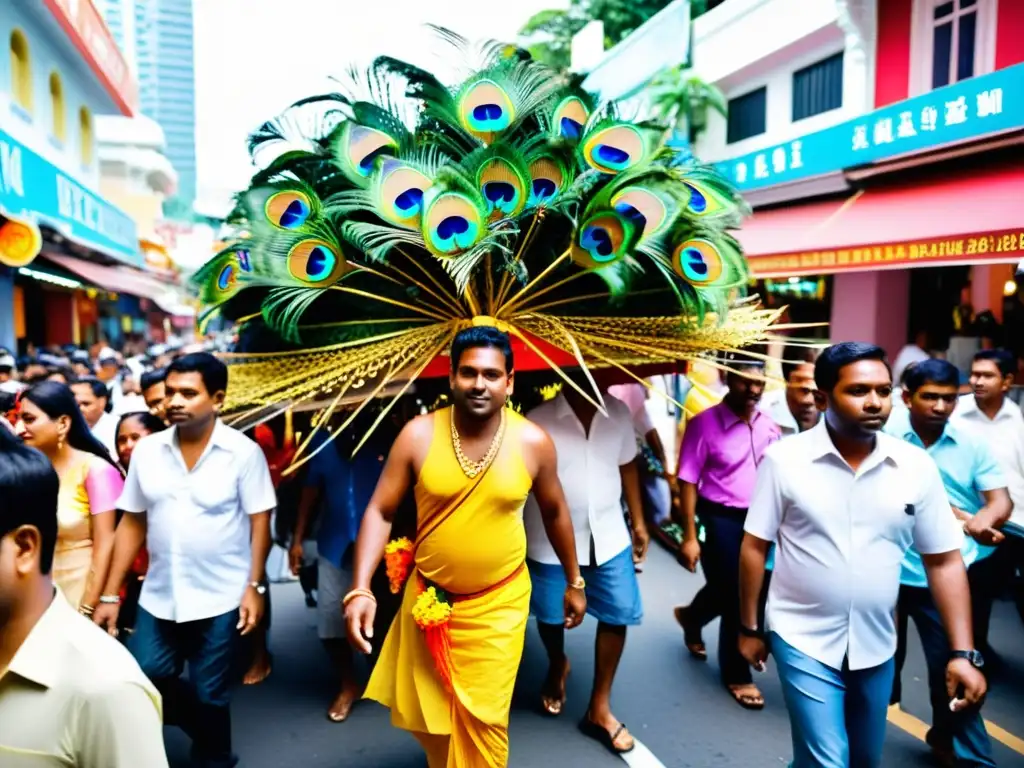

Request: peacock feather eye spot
left=265, top=190, right=312, bottom=230
left=686, top=184, right=708, bottom=214
left=582, top=226, right=614, bottom=259
left=673, top=238, right=724, bottom=285
left=394, top=188, right=424, bottom=213
left=614, top=202, right=646, bottom=226
left=473, top=104, right=504, bottom=121
left=217, top=264, right=235, bottom=291
left=359, top=144, right=395, bottom=173
left=305, top=246, right=334, bottom=280
left=531, top=178, right=557, bottom=201
left=483, top=181, right=516, bottom=206
left=684, top=248, right=709, bottom=277
left=596, top=145, right=631, bottom=166
left=560, top=117, right=583, bottom=139
left=437, top=216, right=470, bottom=239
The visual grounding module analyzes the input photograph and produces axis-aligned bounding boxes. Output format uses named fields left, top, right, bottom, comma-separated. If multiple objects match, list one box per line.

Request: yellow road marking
left=887, top=704, right=1024, bottom=756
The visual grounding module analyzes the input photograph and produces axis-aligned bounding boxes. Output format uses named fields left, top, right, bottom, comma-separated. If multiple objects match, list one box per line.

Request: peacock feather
left=190, top=26, right=784, bottom=466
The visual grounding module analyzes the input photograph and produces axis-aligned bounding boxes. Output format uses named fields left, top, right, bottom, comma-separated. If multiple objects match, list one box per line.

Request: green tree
left=647, top=64, right=727, bottom=144
left=519, top=0, right=675, bottom=71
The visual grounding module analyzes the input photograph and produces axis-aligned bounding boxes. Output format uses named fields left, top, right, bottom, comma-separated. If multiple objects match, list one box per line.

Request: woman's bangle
left=99, top=594, right=121, bottom=605
left=342, top=589, right=376, bottom=607
left=79, top=604, right=95, bottom=616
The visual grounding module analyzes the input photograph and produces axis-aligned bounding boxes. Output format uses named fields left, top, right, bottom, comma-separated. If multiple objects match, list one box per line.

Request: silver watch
left=249, top=581, right=267, bottom=595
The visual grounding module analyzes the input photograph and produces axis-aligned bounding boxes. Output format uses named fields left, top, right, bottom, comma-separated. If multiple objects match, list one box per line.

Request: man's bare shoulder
left=516, top=415, right=555, bottom=454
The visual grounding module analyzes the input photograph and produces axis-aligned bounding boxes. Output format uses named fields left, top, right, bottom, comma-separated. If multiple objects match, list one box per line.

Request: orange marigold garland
left=384, top=537, right=415, bottom=594
left=412, top=584, right=455, bottom=692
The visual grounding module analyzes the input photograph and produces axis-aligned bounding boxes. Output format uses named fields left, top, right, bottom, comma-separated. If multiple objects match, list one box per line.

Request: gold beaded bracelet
left=342, top=589, right=377, bottom=607
left=567, top=576, right=586, bottom=591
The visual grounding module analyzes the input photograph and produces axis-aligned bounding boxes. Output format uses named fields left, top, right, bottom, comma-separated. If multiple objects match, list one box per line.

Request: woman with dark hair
left=115, top=411, right=166, bottom=634
left=15, top=381, right=124, bottom=613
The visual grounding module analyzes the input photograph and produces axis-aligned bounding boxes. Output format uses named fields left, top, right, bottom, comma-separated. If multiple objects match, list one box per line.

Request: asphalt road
left=165, top=546, right=1024, bottom=767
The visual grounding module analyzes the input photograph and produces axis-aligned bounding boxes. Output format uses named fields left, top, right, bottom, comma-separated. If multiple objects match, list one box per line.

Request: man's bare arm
left=964, top=488, right=1011, bottom=545
left=348, top=417, right=424, bottom=592
left=101, top=513, right=147, bottom=595
left=525, top=425, right=582, bottom=584
left=739, top=533, right=771, bottom=629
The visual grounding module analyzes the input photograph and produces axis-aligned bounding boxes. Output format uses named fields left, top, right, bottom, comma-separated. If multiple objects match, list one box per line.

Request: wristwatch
left=950, top=649, right=985, bottom=669
left=249, top=580, right=268, bottom=596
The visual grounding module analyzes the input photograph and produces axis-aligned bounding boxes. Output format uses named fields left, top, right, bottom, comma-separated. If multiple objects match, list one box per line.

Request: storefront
left=717, top=62, right=1024, bottom=362
left=0, top=125, right=140, bottom=351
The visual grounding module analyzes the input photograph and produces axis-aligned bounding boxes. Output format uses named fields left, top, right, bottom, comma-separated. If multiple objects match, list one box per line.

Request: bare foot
left=583, top=707, right=635, bottom=753
left=243, top=649, right=272, bottom=685
left=540, top=656, right=571, bottom=716
left=327, top=682, right=363, bottom=723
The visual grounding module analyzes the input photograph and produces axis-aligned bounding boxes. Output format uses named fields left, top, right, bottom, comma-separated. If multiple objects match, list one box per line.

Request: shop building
left=695, top=0, right=1024, bottom=362
left=0, top=1, right=189, bottom=354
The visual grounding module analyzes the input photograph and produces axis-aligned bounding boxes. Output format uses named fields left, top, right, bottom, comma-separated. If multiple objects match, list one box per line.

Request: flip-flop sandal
left=728, top=686, right=765, bottom=710
left=578, top=717, right=635, bottom=755
left=540, top=660, right=570, bottom=716
left=673, top=607, right=707, bottom=661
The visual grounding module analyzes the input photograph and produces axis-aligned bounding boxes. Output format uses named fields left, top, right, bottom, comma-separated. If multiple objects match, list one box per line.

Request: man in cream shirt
left=0, top=426, right=167, bottom=767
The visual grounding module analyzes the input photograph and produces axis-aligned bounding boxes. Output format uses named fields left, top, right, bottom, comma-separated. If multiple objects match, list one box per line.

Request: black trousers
left=689, top=498, right=752, bottom=686
left=969, top=535, right=1024, bottom=654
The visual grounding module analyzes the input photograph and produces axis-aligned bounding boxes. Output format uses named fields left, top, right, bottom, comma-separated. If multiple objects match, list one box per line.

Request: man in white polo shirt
left=92, top=352, right=276, bottom=768
left=952, top=348, right=1024, bottom=652
left=738, top=342, right=986, bottom=768
left=524, top=378, right=647, bottom=755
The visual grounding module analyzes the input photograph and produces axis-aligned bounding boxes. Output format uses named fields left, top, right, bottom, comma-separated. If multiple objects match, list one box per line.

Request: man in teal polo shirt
left=887, top=358, right=1010, bottom=767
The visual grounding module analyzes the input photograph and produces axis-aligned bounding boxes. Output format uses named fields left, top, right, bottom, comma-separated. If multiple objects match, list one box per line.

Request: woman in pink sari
left=16, top=381, right=124, bottom=613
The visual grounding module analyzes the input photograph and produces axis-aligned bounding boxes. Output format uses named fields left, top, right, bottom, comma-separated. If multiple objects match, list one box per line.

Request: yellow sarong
left=365, top=407, right=533, bottom=768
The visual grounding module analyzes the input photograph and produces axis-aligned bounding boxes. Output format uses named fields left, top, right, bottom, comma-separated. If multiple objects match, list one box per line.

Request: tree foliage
left=519, top=0, right=675, bottom=71
left=647, top=64, right=727, bottom=144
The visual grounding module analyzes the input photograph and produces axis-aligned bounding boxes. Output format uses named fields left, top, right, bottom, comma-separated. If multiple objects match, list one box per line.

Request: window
left=792, top=52, right=844, bottom=121
left=931, top=0, right=978, bottom=88
left=9, top=29, right=32, bottom=115
left=726, top=87, right=766, bottom=144
left=79, top=107, right=94, bottom=165
left=49, top=72, right=65, bottom=142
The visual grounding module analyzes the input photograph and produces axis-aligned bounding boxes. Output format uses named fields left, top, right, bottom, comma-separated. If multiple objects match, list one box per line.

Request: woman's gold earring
left=57, top=433, right=65, bottom=451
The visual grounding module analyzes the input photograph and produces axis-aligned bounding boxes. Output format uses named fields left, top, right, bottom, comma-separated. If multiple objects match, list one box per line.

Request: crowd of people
left=1, top=329, right=1022, bottom=768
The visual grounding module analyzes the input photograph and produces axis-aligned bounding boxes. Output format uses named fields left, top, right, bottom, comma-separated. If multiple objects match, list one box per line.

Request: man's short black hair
left=0, top=427, right=59, bottom=574
left=903, top=358, right=960, bottom=394
left=167, top=352, right=229, bottom=395
left=71, top=376, right=109, bottom=401
left=140, top=367, right=167, bottom=392
left=781, top=345, right=819, bottom=383
left=450, top=327, right=514, bottom=373
left=973, top=348, right=1015, bottom=378
left=814, top=342, right=890, bottom=393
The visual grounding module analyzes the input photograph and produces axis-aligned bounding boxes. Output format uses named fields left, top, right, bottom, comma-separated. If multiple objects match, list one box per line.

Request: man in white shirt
left=759, top=346, right=820, bottom=436
left=892, top=328, right=931, bottom=385
left=738, top=342, right=985, bottom=768
left=952, top=348, right=1024, bottom=651
left=70, top=377, right=118, bottom=458
left=524, top=382, right=648, bottom=755
left=92, top=353, right=276, bottom=768
left=0, top=426, right=168, bottom=767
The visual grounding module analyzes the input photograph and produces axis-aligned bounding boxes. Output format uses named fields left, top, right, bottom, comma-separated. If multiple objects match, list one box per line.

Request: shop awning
left=41, top=253, right=193, bottom=316
left=738, top=161, right=1024, bottom=277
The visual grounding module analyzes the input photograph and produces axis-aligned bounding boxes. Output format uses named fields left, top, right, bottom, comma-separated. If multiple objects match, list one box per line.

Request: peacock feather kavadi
left=190, top=27, right=786, bottom=469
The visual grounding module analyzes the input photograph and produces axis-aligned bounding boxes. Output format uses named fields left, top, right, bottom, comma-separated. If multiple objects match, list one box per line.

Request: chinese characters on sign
left=717, top=61, right=1023, bottom=192
left=747, top=231, right=1024, bottom=278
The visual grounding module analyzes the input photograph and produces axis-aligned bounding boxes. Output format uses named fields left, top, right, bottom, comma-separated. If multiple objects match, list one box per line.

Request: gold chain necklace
left=450, top=407, right=506, bottom=479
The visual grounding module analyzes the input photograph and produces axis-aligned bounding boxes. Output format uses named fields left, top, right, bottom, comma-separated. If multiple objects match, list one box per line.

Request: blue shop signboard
left=0, top=128, right=139, bottom=265
left=716, top=62, right=1024, bottom=192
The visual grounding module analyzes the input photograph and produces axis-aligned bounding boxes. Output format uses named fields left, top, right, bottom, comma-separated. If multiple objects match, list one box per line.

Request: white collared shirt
left=524, top=393, right=638, bottom=566
left=952, top=394, right=1024, bottom=528
left=745, top=420, right=963, bottom=670
left=92, top=411, right=119, bottom=459
left=0, top=589, right=167, bottom=767
left=116, top=420, right=277, bottom=622
left=759, top=389, right=798, bottom=435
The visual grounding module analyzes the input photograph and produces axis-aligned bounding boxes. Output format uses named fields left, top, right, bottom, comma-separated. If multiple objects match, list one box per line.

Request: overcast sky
left=191, top=0, right=564, bottom=216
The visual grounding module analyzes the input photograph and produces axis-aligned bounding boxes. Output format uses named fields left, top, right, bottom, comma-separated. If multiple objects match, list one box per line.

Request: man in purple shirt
left=674, top=354, right=781, bottom=709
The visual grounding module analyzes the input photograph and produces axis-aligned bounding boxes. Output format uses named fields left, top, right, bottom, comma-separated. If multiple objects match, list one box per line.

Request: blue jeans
left=894, top=586, right=995, bottom=767
left=771, top=632, right=893, bottom=768
left=130, top=606, right=239, bottom=768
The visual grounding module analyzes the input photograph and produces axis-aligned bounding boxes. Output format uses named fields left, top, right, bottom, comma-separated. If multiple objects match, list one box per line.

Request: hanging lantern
left=0, top=216, right=42, bottom=268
